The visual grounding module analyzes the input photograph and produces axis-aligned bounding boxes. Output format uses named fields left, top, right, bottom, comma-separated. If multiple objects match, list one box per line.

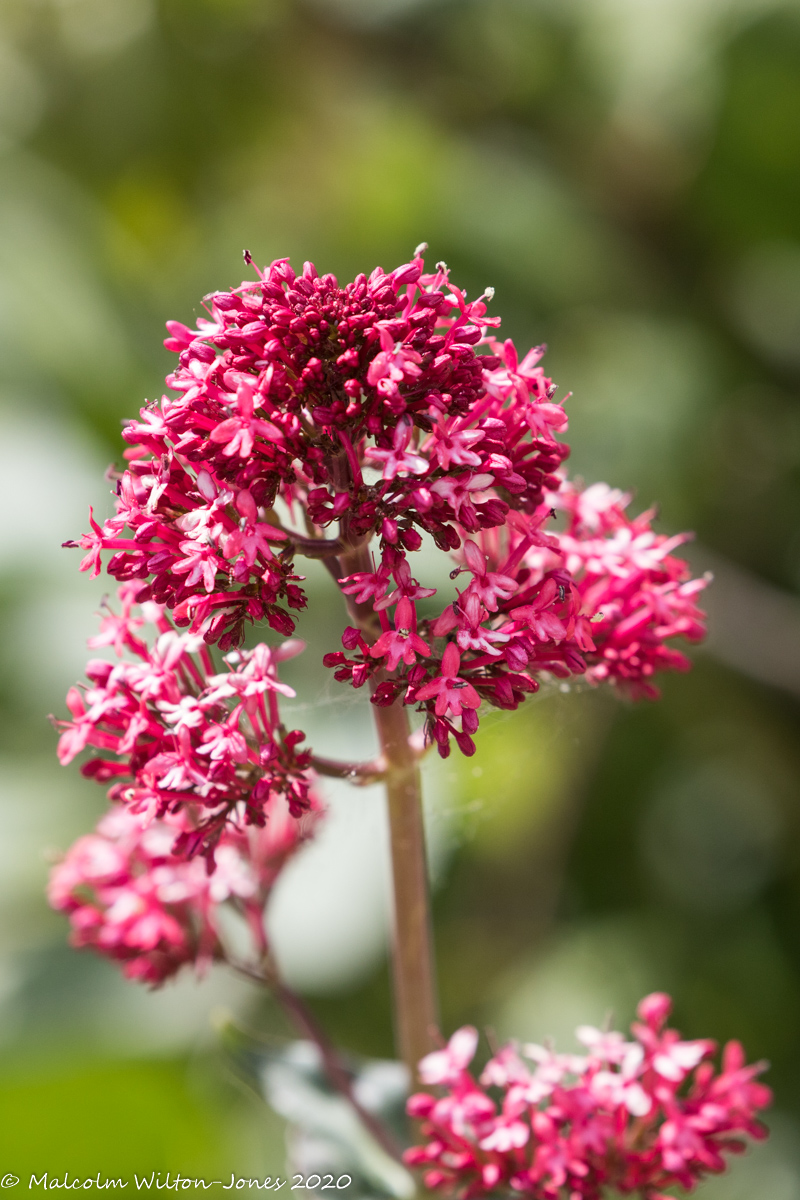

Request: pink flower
left=425, top=415, right=484, bottom=471
left=62, top=250, right=707, bottom=765
left=461, top=540, right=517, bottom=611
left=364, top=417, right=428, bottom=482
left=415, top=644, right=481, bottom=718
left=430, top=472, right=495, bottom=526
left=419, top=1026, right=479, bottom=1086
left=404, top=995, right=770, bottom=1198
left=54, top=585, right=314, bottom=859
left=208, top=381, right=285, bottom=458
left=588, top=1044, right=652, bottom=1117
left=551, top=487, right=709, bottom=698
left=369, top=598, right=431, bottom=671
left=48, top=794, right=321, bottom=985
left=365, top=325, right=423, bottom=403
left=341, top=564, right=392, bottom=606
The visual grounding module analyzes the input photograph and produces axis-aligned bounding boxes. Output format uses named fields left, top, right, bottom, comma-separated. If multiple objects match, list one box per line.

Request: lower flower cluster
left=47, top=795, right=319, bottom=985
left=404, top=994, right=770, bottom=1199
left=49, top=580, right=324, bottom=985
left=54, top=581, right=314, bottom=860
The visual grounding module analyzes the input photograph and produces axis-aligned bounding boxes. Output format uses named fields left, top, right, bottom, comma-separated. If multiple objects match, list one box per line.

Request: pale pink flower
left=48, top=794, right=321, bottom=986
left=419, top=1026, right=479, bottom=1087
left=405, top=995, right=770, bottom=1198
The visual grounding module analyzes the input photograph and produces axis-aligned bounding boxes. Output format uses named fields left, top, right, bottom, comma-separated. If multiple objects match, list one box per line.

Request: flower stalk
left=372, top=697, right=439, bottom=1082
left=333, top=539, right=439, bottom=1081
left=232, top=954, right=403, bottom=1162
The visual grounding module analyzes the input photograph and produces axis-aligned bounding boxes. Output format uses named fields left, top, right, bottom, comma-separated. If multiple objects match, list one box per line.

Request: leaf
left=249, top=1040, right=416, bottom=1200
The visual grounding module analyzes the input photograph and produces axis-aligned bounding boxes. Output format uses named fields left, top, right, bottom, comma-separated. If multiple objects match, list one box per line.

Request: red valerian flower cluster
left=404, top=994, right=771, bottom=1200
left=54, top=581, right=314, bottom=858
left=499, top=479, right=710, bottom=701
left=64, top=248, right=707, bottom=763
left=48, top=795, right=318, bottom=985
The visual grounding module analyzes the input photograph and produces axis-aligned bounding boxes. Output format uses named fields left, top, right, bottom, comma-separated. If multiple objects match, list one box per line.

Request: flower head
left=404, top=994, right=770, bottom=1199
left=62, top=251, right=708, bottom=762
left=48, top=793, right=320, bottom=985
left=54, top=583, right=313, bottom=860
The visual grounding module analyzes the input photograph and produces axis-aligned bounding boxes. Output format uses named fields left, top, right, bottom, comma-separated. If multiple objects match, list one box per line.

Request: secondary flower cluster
left=473, top=478, right=709, bottom=703
left=329, top=481, right=708, bottom=755
left=54, top=581, right=313, bottom=858
left=63, top=249, right=707, bottom=758
left=48, top=795, right=318, bottom=985
left=404, top=994, right=770, bottom=1199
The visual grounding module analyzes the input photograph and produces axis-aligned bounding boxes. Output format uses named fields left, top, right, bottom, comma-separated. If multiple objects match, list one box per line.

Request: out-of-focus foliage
left=1, top=0, right=799, bottom=1192
left=250, top=1039, right=414, bottom=1198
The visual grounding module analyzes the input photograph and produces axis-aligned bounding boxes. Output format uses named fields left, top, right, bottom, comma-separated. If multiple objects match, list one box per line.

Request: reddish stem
left=336, top=543, right=440, bottom=1084
left=232, top=954, right=403, bottom=1163
left=309, top=754, right=386, bottom=784
left=371, top=697, right=439, bottom=1083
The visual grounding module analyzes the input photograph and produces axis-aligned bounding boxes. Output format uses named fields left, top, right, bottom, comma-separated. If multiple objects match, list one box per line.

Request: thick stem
left=372, top=699, right=439, bottom=1083
left=335, top=542, right=440, bottom=1083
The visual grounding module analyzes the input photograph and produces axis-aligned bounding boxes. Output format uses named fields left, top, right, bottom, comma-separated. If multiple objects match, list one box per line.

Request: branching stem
left=309, top=754, right=387, bottom=785
left=231, top=955, right=403, bottom=1163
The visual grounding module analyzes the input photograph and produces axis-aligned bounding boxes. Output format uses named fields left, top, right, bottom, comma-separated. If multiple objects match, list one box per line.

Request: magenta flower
left=61, top=250, right=707, bottom=764
left=415, top=643, right=481, bottom=718
left=404, top=994, right=771, bottom=1199
left=53, top=582, right=313, bottom=860
left=51, top=248, right=762, bottom=1184
left=419, top=1026, right=481, bottom=1087
left=48, top=793, right=320, bottom=985
left=370, top=596, right=432, bottom=671
left=364, top=416, right=429, bottom=481
left=551, top=481, right=709, bottom=698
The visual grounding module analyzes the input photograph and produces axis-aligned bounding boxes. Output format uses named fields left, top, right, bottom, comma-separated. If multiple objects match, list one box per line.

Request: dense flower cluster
left=54, top=581, right=313, bottom=857
left=404, top=994, right=770, bottom=1199
left=48, top=794, right=318, bottom=984
left=462, top=478, right=709, bottom=704
left=67, top=250, right=550, bottom=649
left=64, top=249, right=707, bottom=759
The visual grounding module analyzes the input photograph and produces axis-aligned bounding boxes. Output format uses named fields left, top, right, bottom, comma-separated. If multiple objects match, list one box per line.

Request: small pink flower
left=419, top=1026, right=479, bottom=1086
left=369, top=598, right=432, bottom=671
left=364, top=417, right=428, bottom=482
left=461, top=540, right=517, bottom=611
left=53, top=587, right=314, bottom=858
left=209, top=381, right=284, bottom=459
left=48, top=794, right=322, bottom=985
left=430, top=472, right=495, bottom=522
left=426, top=415, right=484, bottom=471
left=62, top=250, right=707, bottom=774
left=415, top=643, right=481, bottom=718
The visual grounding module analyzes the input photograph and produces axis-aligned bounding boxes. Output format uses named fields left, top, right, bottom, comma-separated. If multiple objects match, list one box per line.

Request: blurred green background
left=1, top=0, right=800, bottom=1192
